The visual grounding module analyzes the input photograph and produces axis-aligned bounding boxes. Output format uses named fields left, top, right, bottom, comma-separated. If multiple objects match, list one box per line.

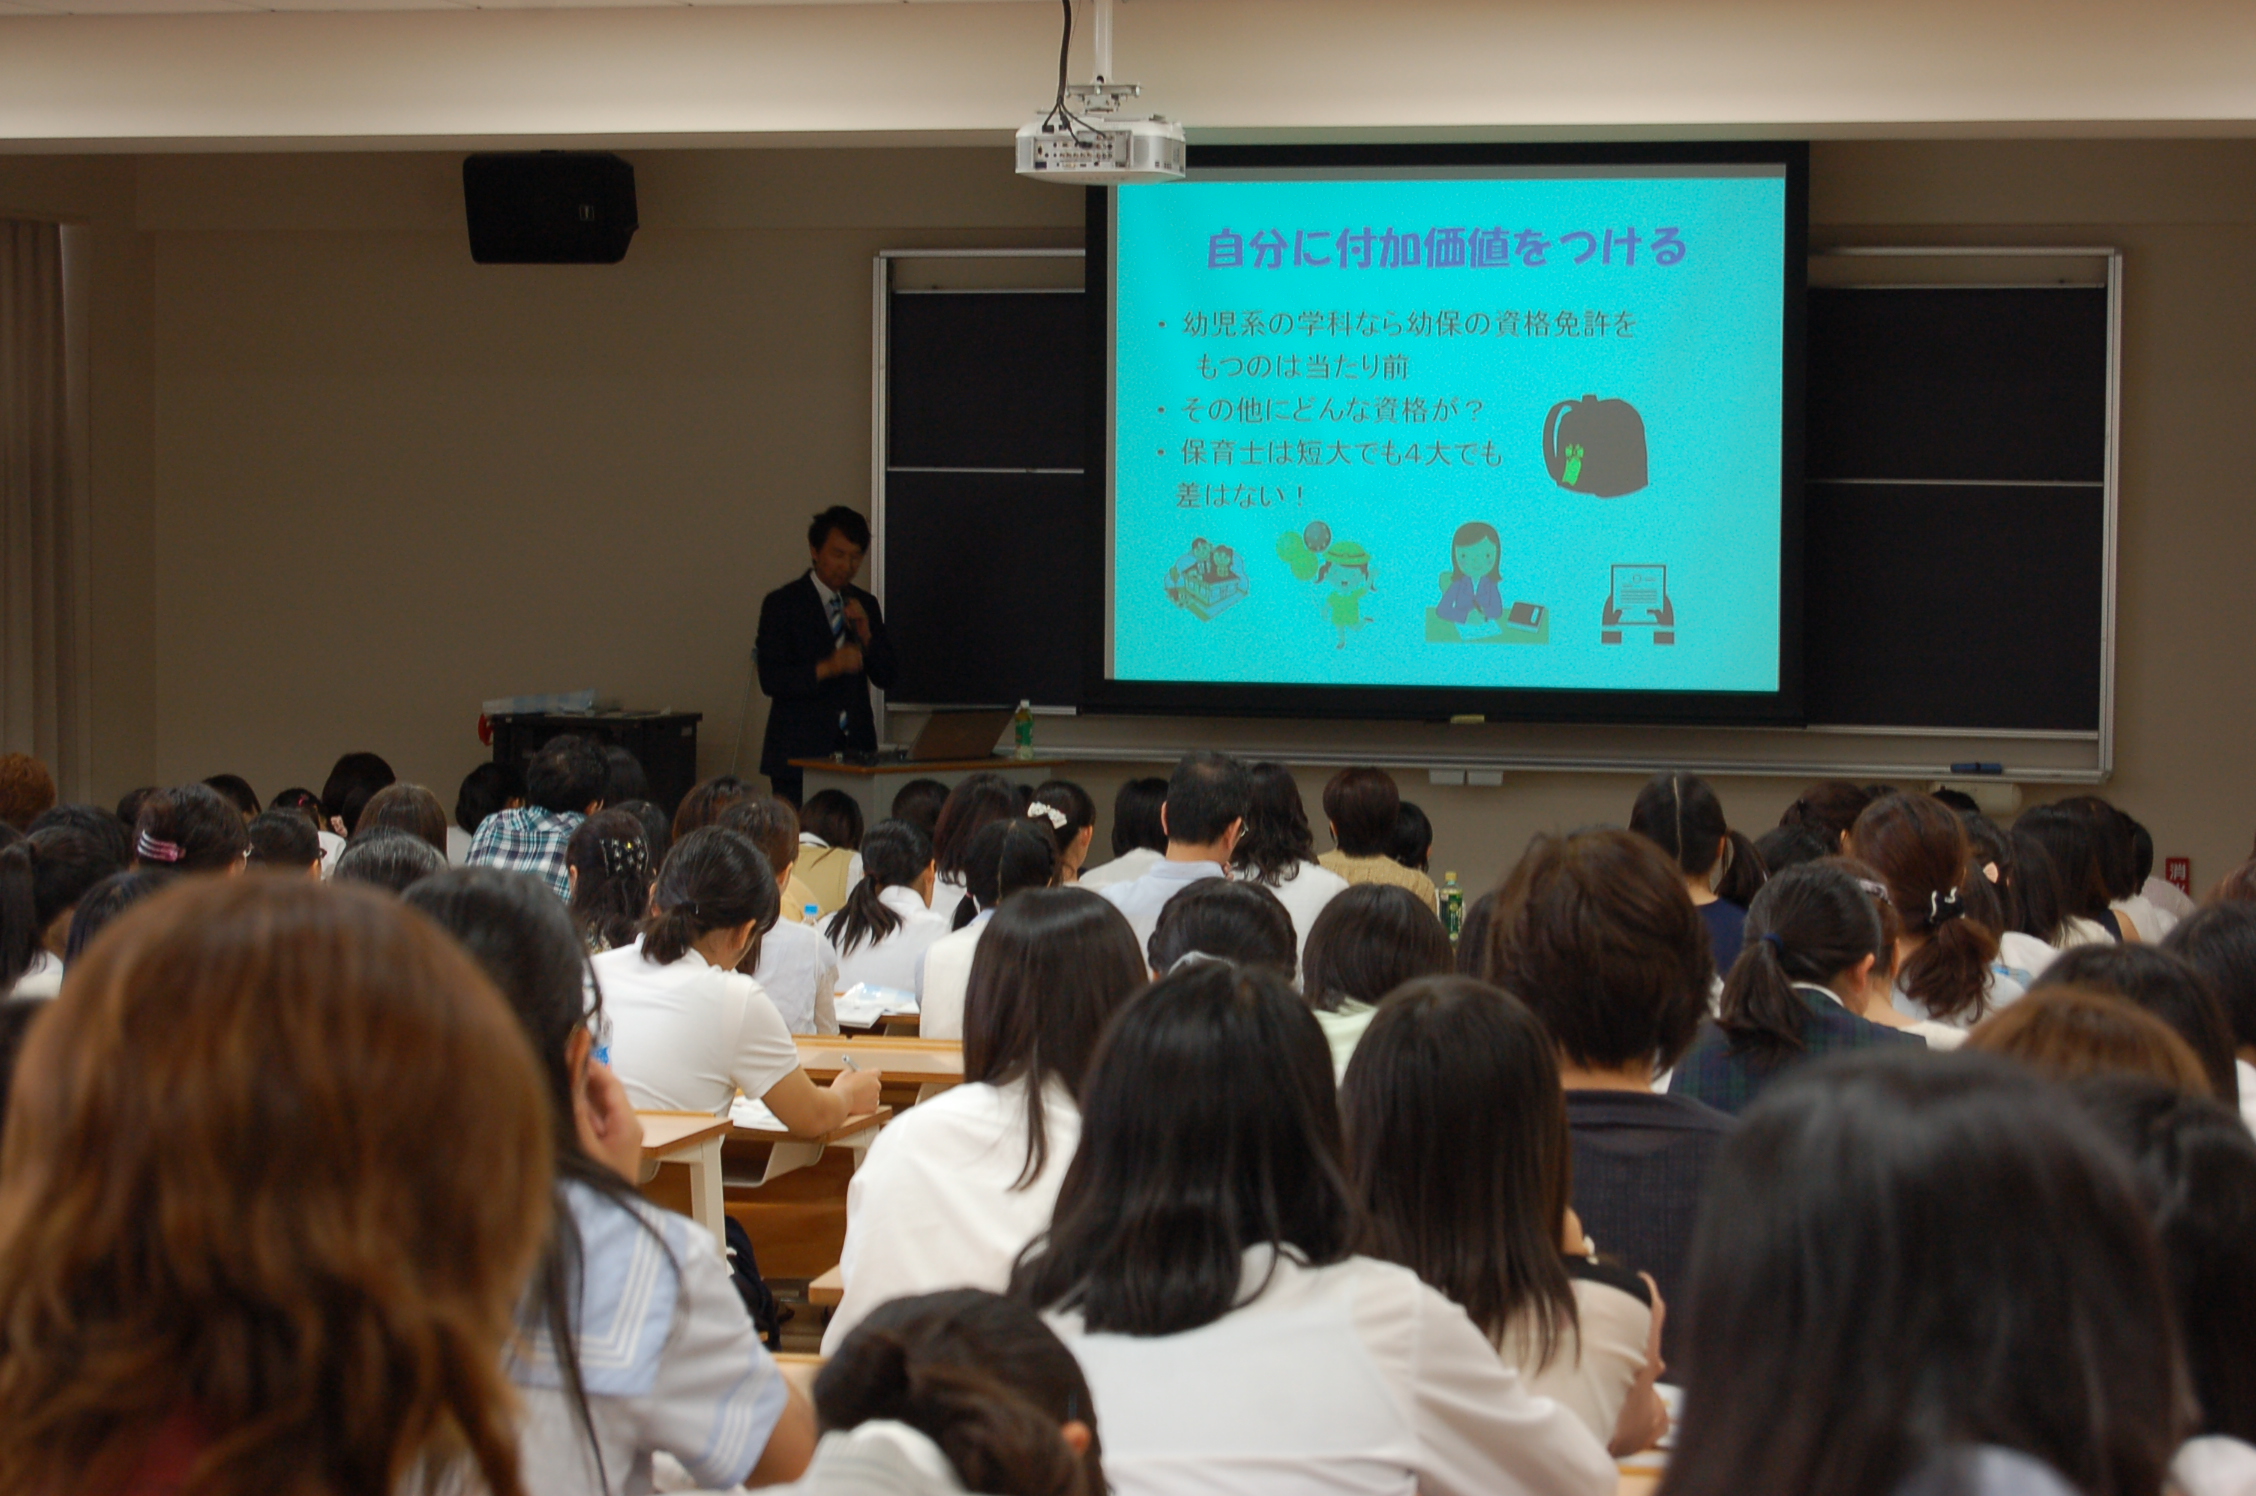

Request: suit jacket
left=757, top=574, right=899, bottom=776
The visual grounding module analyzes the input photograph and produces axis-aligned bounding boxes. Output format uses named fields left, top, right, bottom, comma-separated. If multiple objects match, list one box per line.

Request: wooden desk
left=808, top=1265, right=845, bottom=1307
left=726, top=1105, right=892, bottom=1189
left=636, top=1111, right=732, bottom=1247
left=791, top=757, right=1070, bottom=826
left=774, top=1351, right=824, bottom=1400
left=795, top=1035, right=964, bottom=1103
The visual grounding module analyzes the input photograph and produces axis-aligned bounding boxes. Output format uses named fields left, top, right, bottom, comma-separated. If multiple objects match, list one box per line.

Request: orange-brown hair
left=1968, top=984, right=2213, bottom=1095
left=0, top=754, right=56, bottom=833
left=0, top=878, right=553, bottom=1496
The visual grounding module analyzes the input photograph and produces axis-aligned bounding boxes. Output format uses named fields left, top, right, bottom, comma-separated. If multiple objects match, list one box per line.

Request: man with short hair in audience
left=466, top=735, right=606, bottom=900
left=1098, top=752, right=1249, bottom=955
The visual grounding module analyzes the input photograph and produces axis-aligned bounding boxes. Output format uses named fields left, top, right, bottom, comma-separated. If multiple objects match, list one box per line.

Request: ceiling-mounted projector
left=1016, top=0, right=1185, bottom=184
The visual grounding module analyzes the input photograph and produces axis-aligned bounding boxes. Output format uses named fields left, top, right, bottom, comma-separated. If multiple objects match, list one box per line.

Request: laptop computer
left=904, top=708, right=1015, bottom=763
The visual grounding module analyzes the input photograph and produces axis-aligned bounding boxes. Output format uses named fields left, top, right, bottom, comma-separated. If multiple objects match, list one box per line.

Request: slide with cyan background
left=1110, top=167, right=1786, bottom=696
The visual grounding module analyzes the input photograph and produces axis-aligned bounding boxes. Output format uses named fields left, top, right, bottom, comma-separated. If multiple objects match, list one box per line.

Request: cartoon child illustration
left=1166, top=536, right=1248, bottom=619
left=1318, top=541, right=1374, bottom=649
left=1204, top=545, right=1238, bottom=585
left=1435, top=521, right=1504, bottom=625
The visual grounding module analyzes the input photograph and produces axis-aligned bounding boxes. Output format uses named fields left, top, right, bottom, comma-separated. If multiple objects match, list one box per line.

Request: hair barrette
left=136, top=830, right=184, bottom=864
left=1027, top=803, right=1068, bottom=830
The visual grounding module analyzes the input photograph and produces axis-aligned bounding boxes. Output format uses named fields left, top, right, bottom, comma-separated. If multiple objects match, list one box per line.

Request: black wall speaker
left=462, top=152, right=638, bottom=264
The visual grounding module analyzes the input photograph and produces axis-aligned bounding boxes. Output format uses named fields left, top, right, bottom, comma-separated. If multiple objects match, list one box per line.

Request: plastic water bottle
left=803, top=902, right=821, bottom=926
left=1013, top=699, right=1036, bottom=761
left=1441, top=872, right=1464, bottom=942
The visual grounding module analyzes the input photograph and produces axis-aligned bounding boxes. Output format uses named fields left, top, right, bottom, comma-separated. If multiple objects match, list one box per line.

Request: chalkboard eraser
left=1949, top=762, right=2006, bottom=775
left=1448, top=714, right=1486, bottom=725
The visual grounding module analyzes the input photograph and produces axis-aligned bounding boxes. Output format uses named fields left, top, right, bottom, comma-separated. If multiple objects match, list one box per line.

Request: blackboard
left=880, top=279, right=2111, bottom=736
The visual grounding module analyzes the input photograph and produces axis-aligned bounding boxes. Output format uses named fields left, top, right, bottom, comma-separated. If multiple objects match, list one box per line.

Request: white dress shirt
left=822, top=1075, right=1077, bottom=1355
left=8, top=950, right=61, bottom=1001
left=931, top=871, right=971, bottom=930
left=830, top=885, right=952, bottom=997
left=1502, top=1277, right=1652, bottom=1452
left=1078, top=846, right=1162, bottom=891
left=915, top=909, right=991, bottom=1043
left=1047, top=1247, right=1616, bottom=1496
left=594, top=938, right=802, bottom=1115
left=1246, top=858, right=1351, bottom=966
left=2237, top=1059, right=2256, bottom=1134
left=753, top=918, right=842, bottom=1035
left=2175, top=1435, right=2256, bottom=1496
left=1099, top=857, right=1227, bottom=964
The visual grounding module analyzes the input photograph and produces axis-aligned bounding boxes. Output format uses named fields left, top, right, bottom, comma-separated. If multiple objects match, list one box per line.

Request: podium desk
left=789, top=757, right=1070, bottom=824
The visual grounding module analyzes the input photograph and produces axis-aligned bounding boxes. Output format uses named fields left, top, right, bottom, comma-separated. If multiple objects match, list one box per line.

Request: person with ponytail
left=807, top=1290, right=1103, bottom=1496
left=1027, top=780, right=1097, bottom=883
left=1850, top=792, right=2026, bottom=1030
left=1627, top=771, right=1746, bottom=976
left=130, top=782, right=251, bottom=877
left=1670, top=862, right=1926, bottom=1116
left=1, top=826, right=124, bottom=999
left=917, top=819, right=1060, bottom=1042
left=406, top=869, right=817, bottom=1495
left=565, top=808, right=654, bottom=953
left=596, top=827, right=881, bottom=1133
left=826, top=818, right=950, bottom=997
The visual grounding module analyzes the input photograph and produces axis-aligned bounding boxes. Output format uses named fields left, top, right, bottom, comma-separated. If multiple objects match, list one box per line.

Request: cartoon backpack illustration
left=1542, top=395, right=1648, bottom=498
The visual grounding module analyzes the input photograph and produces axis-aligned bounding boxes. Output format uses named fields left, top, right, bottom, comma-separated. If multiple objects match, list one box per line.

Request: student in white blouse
left=1300, top=885, right=1455, bottom=1080
left=1228, top=762, right=1350, bottom=965
left=915, top=818, right=1059, bottom=1043
left=1075, top=776, right=1169, bottom=891
left=719, top=796, right=842, bottom=1034
left=595, top=827, right=880, bottom=1131
left=824, top=819, right=952, bottom=998
left=1341, top=975, right=1668, bottom=1456
left=1014, top=960, right=1617, bottom=1496
left=824, top=888, right=1145, bottom=1352
left=403, top=866, right=819, bottom=1494
left=929, top=776, right=1020, bottom=928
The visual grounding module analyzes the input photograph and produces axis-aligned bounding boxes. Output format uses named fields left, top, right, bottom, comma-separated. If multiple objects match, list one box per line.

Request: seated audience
left=1672, top=862, right=1927, bottom=1117
left=64, top=869, right=168, bottom=959
left=331, top=826, right=447, bottom=895
left=355, top=781, right=449, bottom=854
left=1456, top=889, right=1497, bottom=975
left=795, top=788, right=866, bottom=915
left=1628, top=771, right=1746, bottom=975
left=1027, top=779, right=1097, bottom=883
left=889, top=777, right=951, bottom=840
left=826, top=889, right=1144, bottom=1353
left=1961, top=812, right=2064, bottom=979
left=719, top=796, right=839, bottom=1033
left=826, top=819, right=950, bottom=997
left=1014, top=959, right=1615, bottom=1496
left=1663, top=1048, right=2184, bottom=1496
left=2059, top=795, right=2160, bottom=941
left=0, top=877, right=553, bottom=1496
left=2117, top=814, right=2181, bottom=939
left=918, top=818, right=1058, bottom=1042
left=601, top=744, right=649, bottom=809
left=132, top=783, right=251, bottom=876
left=450, top=760, right=526, bottom=865
left=2017, top=803, right=2120, bottom=946
left=715, top=793, right=825, bottom=925
left=564, top=807, right=653, bottom=954
left=2074, top=1079, right=2256, bottom=1496
left=1341, top=975, right=1667, bottom=1455
left=1299, top=883, right=1453, bottom=1079
left=600, top=827, right=881, bottom=1129
left=1077, top=776, right=1169, bottom=891
left=0, top=752, right=57, bottom=831
left=1144, top=877, right=1295, bottom=979
left=1752, top=822, right=1830, bottom=879
left=469, top=734, right=608, bottom=900
left=200, top=773, right=260, bottom=821
left=1099, top=753, right=1249, bottom=952
left=2031, top=942, right=2240, bottom=1103
left=1713, top=829, right=1768, bottom=908
left=1775, top=778, right=1874, bottom=852
left=1851, top=792, right=2024, bottom=1027
left=1229, top=761, right=1349, bottom=963
left=671, top=774, right=758, bottom=843
left=405, top=868, right=816, bottom=1493
left=1483, top=827, right=1725, bottom=1355
left=2163, top=902, right=2256, bottom=1128
left=615, top=799, right=671, bottom=868
left=25, top=801, right=132, bottom=868
left=1968, top=984, right=2214, bottom=1093
left=810, top=1290, right=1105, bottom=1496
left=1389, top=799, right=1434, bottom=874
left=1318, top=766, right=1439, bottom=912
left=318, top=749, right=396, bottom=838
left=1, top=825, right=122, bottom=999
left=113, top=786, right=155, bottom=835
left=931, top=775, right=1021, bottom=926
left=246, top=808, right=322, bottom=877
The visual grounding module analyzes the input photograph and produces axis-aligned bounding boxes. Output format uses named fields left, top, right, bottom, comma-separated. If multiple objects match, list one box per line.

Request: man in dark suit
left=757, top=506, right=899, bottom=805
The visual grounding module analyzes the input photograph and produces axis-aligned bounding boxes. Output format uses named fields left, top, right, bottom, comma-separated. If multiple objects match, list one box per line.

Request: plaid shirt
left=1669, top=983, right=1923, bottom=1117
left=465, top=807, right=584, bottom=901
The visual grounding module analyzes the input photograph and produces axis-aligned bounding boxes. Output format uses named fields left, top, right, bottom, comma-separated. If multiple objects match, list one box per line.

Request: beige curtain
left=0, top=219, right=80, bottom=781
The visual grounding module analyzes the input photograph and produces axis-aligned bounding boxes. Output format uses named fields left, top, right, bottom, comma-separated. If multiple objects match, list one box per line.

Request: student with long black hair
left=826, top=889, right=1145, bottom=1353
left=1664, top=1049, right=2185, bottom=1496
left=598, top=828, right=880, bottom=1131
left=1229, top=761, right=1348, bottom=962
left=1670, top=862, right=1926, bottom=1116
left=2018, top=803, right=2119, bottom=947
left=1013, top=961, right=1615, bottom=1496
left=928, top=775, right=1022, bottom=925
left=1628, top=771, right=1745, bottom=975
left=406, top=868, right=816, bottom=1494
left=918, top=818, right=1059, bottom=1042
left=1341, top=976, right=1668, bottom=1457
left=1078, top=777, right=1169, bottom=891
left=826, top=818, right=951, bottom=997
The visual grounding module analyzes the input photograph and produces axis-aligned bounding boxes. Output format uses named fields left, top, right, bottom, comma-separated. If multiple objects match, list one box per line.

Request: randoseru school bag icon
left=1542, top=395, right=1648, bottom=498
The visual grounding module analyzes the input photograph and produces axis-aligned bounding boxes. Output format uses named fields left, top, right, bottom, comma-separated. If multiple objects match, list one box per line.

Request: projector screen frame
left=1083, top=139, right=1809, bottom=728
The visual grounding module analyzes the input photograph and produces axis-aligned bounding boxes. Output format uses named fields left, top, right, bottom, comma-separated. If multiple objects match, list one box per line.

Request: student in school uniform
left=598, top=827, right=881, bottom=1129
left=1851, top=793, right=2028, bottom=1029
left=824, top=819, right=952, bottom=1000
left=1013, top=959, right=1617, bottom=1496
left=1628, top=772, right=1747, bottom=977
left=1341, top=976, right=1668, bottom=1457
left=406, top=868, right=817, bottom=1495
left=1316, top=766, right=1439, bottom=912
left=929, top=775, right=1020, bottom=927
left=1076, top=776, right=1168, bottom=891
left=824, top=889, right=1145, bottom=1354
left=0, top=877, right=553, bottom=1496
left=722, top=795, right=842, bottom=1034
left=1664, top=1050, right=2186, bottom=1496
left=1299, top=883, right=1454, bottom=1080
left=917, top=818, right=1059, bottom=1043
left=1229, top=761, right=1349, bottom=964
left=794, top=789, right=865, bottom=917
left=1481, top=828, right=1730, bottom=1360
left=1098, top=752, right=1249, bottom=955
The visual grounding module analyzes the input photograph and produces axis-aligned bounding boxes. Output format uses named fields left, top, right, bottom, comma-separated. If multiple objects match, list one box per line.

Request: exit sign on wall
left=2166, top=857, right=2192, bottom=895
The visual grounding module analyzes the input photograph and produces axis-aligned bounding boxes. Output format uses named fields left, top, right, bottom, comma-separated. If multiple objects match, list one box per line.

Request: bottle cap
left=804, top=903, right=820, bottom=919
